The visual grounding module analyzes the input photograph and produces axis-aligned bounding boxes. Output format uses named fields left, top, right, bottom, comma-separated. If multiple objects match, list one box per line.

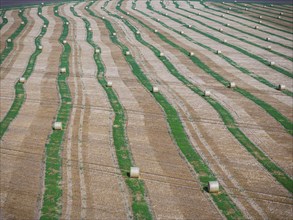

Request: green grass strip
left=232, top=3, right=292, bottom=24
left=187, top=1, right=293, bottom=43
left=200, top=1, right=293, bottom=35
left=172, top=0, right=293, bottom=52
left=148, top=1, right=293, bottom=79
left=118, top=0, right=293, bottom=193
left=84, top=3, right=153, bottom=220
left=0, top=7, right=48, bottom=139
left=132, top=0, right=293, bottom=127
left=0, top=10, right=8, bottom=29
left=40, top=5, right=72, bottom=219
left=134, top=1, right=293, bottom=98
left=0, top=9, right=27, bottom=64
left=103, top=1, right=248, bottom=219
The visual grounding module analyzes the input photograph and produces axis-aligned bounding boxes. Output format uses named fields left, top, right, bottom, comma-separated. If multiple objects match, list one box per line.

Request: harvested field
left=0, top=0, right=292, bottom=219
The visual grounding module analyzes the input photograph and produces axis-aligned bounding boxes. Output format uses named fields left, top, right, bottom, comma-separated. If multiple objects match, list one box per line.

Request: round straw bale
left=152, top=86, right=159, bottom=93
left=53, top=122, right=62, bottom=130
left=204, top=90, right=211, bottom=97
left=208, top=181, right=219, bottom=193
left=130, top=167, right=140, bottom=178
left=19, top=77, right=26, bottom=83
left=278, top=84, right=285, bottom=90
left=107, top=81, right=113, bottom=87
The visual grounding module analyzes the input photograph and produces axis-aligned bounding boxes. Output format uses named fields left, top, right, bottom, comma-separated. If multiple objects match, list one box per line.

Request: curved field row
left=200, top=1, right=293, bottom=36
left=134, top=0, right=293, bottom=136
left=148, top=1, right=293, bottom=79
left=0, top=6, right=60, bottom=219
left=0, top=7, right=48, bottom=139
left=0, top=0, right=292, bottom=219
left=87, top=2, right=226, bottom=219
left=126, top=0, right=293, bottom=175
left=102, top=0, right=290, bottom=217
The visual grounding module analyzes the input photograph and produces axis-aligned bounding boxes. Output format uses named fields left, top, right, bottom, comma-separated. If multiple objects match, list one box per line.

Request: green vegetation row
left=119, top=0, right=293, bottom=193
left=148, top=0, right=293, bottom=79
left=133, top=0, right=293, bottom=131
left=0, top=7, right=48, bottom=139
left=200, top=1, right=293, bottom=35
left=232, top=3, right=292, bottom=23
left=0, top=9, right=27, bottom=64
left=172, top=0, right=293, bottom=53
left=192, top=1, right=293, bottom=42
left=250, top=3, right=293, bottom=14
left=40, top=5, right=72, bottom=219
left=103, top=1, right=246, bottom=219
left=0, top=10, right=8, bottom=29
left=149, top=0, right=293, bottom=131
left=84, top=2, right=153, bottom=219
left=135, top=1, right=293, bottom=98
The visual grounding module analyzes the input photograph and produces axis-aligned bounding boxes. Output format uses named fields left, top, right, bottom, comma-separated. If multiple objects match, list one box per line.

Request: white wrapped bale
left=159, top=52, right=164, bottom=57
left=53, top=122, right=62, bottom=130
left=130, top=167, right=140, bottom=178
left=229, top=82, right=236, bottom=88
left=21, top=21, right=25, bottom=25
left=189, top=52, right=194, bottom=56
left=218, top=28, right=223, bottom=32
left=278, top=84, right=285, bottom=90
left=127, top=12, right=130, bottom=15
left=43, top=24, right=47, bottom=28
left=259, top=15, right=262, bottom=19
left=136, top=30, right=140, bottom=34
left=66, top=22, right=69, bottom=25
left=38, top=45, right=43, bottom=50
left=180, top=31, right=184, bottom=34
left=152, top=86, right=159, bottom=93
left=88, top=27, right=92, bottom=31
left=63, top=40, right=67, bottom=44
left=19, top=10, right=22, bottom=13
left=120, top=16, right=124, bottom=19
left=60, top=67, right=66, bottom=73
left=216, top=50, right=222, bottom=54
left=208, top=181, right=219, bottom=193
left=223, top=39, right=227, bottom=43
left=280, top=12, right=283, bottom=15
left=38, top=12, right=42, bottom=15
left=225, top=23, right=230, bottom=26
left=102, top=16, right=105, bottom=20
left=269, top=61, right=275, bottom=66
left=254, top=26, right=259, bottom=29
left=125, top=51, right=130, bottom=55
left=204, top=90, right=211, bottom=97
left=266, top=37, right=270, bottom=41
left=154, top=29, right=158, bottom=33
left=157, top=18, right=160, bottom=21
left=107, top=81, right=112, bottom=87
left=258, top=20, right=262, bottom=24
left=267, top=45, right=272, bottom=50
left=188, top=24, right=192, bottom=28
left=277, top=16, right=281, bottom=19
left=221, top=14, right=225, bottom=17
left=55, top=10, right=58, bottom=13
left=19, top=77, right=26, bottom=83
left=112, top=32, right=116, bottom=36
left=7, top=38, right=11, bottom=43
left=95, top=49, right=100, bottom=54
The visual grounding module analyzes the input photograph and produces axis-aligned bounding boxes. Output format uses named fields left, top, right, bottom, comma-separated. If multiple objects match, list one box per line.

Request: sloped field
left=0, top=0, right=292, bottom=219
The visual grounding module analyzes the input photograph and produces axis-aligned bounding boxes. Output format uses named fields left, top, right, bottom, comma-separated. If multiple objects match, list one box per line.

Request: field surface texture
left=0, top=0, right=292, bottom=219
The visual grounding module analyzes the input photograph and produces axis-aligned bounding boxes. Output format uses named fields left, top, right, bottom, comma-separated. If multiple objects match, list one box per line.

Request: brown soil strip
left=0, top=9, right=37, bottom=121
left=60, top=3, right=130, bottom=219
left=0, top=6, right=60, bottom=219
left=91, top=1, right=223, bottom=219
left=128, top=2, right=293, bottom=176
left=0, top=11, right=20, bottom=53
